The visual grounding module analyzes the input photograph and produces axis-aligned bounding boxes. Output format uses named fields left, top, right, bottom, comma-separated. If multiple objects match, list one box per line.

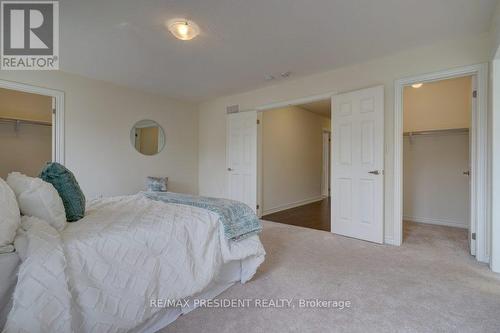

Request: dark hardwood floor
left=262, top=198, right=331, bottom=232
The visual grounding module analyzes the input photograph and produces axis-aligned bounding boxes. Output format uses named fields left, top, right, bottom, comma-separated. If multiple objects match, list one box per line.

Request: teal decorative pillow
left=39, top=162, right=86, bottom=222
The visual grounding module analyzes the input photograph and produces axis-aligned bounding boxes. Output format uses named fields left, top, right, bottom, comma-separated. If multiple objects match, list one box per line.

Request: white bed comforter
left=3, top=195, right=265, bottom=333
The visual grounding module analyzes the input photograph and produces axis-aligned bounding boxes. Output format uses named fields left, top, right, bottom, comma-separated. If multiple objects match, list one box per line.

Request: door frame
left=0, top=79, right=65, bottom=164
left=393, top=63, right=489, bottom=262
left=255, top=91, right=336, bottom=217
left=321, top=129, right=331, bottom=197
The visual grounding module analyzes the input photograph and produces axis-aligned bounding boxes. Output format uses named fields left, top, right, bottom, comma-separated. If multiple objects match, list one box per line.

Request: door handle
left=463, top=170, right=470, bottom=176
left=368, top=170, right=381, bottom=175
left=227, top=168, right=233, bottom=171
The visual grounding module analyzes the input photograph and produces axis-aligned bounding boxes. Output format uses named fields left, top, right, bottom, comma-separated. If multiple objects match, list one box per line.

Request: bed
left=1, top=193, right=265, bottom=333
left=0, top=251, right=19, bottom=329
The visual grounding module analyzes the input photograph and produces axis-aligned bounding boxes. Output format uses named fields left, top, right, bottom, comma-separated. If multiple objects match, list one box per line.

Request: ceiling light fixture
left=167, top=19, right=200, bottom=41
left=280, top=71, right=291, bottom=78
left=412, top=83, right=423, bottom=88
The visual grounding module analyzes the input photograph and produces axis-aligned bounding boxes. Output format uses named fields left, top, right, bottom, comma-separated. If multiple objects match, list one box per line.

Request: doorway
left=0, top=88, right=52, bottom=178
left=402, top=76, right=472, bottom=255
left=258, top=99, right=332, bottom=231
left=0, top=80, right=65, bottom=176
left=226, top=86, right=385, bottom=242
left=322, top=129, right=331, bottom=198
left=394, top=64, right=488, bottom=263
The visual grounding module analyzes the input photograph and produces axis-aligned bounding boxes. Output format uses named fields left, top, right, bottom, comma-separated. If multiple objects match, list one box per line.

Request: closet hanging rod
left=0, top=117, right=52, bottom=127
left=403, top=128, right=469, bottom=137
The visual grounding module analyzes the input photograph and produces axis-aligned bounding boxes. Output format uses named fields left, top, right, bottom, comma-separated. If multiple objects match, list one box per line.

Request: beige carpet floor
left=162, top=221, right=500, bottom=333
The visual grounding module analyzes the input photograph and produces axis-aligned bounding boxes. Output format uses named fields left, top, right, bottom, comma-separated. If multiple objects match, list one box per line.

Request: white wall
left=403, top=76, right=472, bottom=132
left=0, top=71, right=198, bottom=198
left=0, top=124, right=52, bottom=178
left=491, top=0, right=500, bottom=59
left=261, top=106, right=329, bottom=214
left=0, top=88, right=53, bottom=178
left=0, top=88, right=52, bottom=122
left=198, top=34, right=490, bottom=243
left=403, top=133, right=469, bottom=228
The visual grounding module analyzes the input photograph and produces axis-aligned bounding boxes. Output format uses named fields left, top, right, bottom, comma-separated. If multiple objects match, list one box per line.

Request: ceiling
left=60, top=0, right=496, bottom=101
left=298, top=100, right=331, bottom=118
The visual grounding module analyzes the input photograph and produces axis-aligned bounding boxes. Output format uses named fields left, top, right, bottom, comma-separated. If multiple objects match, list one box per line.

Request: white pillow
left=6, top=172, right=67, bottom=231
left=0, top=177, right=20, bottom=246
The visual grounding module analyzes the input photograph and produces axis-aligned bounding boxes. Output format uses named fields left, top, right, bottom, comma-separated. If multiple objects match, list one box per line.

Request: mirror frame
left=130, top=119, right=166, bottom=156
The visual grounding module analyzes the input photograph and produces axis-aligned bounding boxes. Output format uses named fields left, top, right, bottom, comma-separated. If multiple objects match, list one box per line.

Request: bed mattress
left=138, top=259, right=245, bottom=333
left=0, top=257, right=249, bottom=332
left=0, top=251, right=20, bottom=329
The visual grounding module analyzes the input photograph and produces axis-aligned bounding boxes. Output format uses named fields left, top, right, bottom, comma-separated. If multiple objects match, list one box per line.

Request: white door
left=226, top=111, right=257, bottom=212
left=331, top=86, right=384, bottom=243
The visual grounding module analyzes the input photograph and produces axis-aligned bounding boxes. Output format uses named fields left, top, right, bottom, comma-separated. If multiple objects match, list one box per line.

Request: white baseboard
left=480, top=255, right=490, bottom=265
left=384, top=237, right=396, bottom=246
left=263, top=196, right=325, bottom=215
left=403, top=215, right=467, bottom=229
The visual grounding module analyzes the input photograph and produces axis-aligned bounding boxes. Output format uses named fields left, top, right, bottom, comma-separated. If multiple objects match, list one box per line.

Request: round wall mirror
left=130, top=120, right=165, bottom=156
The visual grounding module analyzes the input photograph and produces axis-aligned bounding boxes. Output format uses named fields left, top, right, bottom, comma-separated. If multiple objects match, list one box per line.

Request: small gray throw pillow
left=146, top=177, right=168, bottom=192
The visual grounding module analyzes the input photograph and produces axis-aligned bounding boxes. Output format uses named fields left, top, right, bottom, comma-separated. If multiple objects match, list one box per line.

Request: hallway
left=262, top=198, right=331, bottom=231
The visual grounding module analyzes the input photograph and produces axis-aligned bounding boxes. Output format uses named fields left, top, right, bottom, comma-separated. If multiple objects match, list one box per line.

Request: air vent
left=226, top=105, right=239, bottom=114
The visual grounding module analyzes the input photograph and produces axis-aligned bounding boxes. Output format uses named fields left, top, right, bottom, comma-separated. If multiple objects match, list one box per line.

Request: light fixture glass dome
left=167, top=19, right=200, bottom=41
left=412, top=83, right=423, bottom=88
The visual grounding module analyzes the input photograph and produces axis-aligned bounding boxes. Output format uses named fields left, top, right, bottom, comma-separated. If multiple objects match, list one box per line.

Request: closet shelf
left=403, top=128, right=469, bottom=137
left=0, top=117, right=52, bottom=128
